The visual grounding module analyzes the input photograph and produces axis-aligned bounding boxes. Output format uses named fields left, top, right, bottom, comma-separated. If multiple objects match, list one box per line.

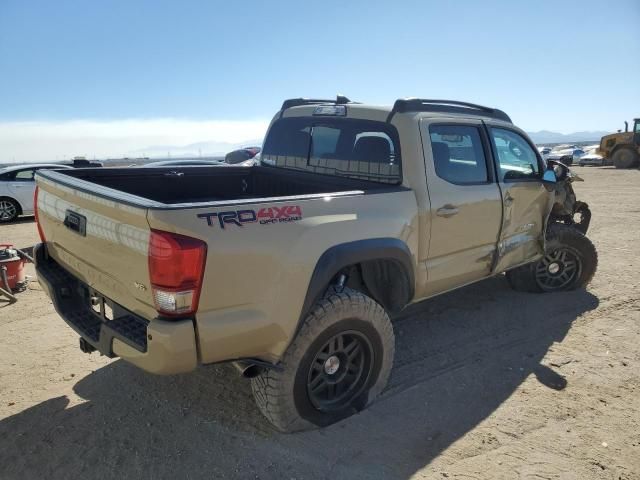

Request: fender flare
left=298, top=238, right=415, bottom=326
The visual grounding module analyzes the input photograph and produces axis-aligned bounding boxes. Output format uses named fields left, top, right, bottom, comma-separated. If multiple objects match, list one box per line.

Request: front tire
left=251, top=287, right=394, bottom=432
left=506, top=224, right=597, bottom=293
left=612, top=148, right=639, bottom=169
left=0, top=198, right=19, bottom=223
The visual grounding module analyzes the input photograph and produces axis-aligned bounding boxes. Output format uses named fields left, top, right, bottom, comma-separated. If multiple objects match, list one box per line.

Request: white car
left=0, top=163, right=72, bottom=222
left=538, top=146, right=552, bottom=155
left=546, top=148, right=586, bottom=166
left=578, top=153, right=605, bottom=166
left=537, top=146, right=553, bottom=161
left=140, top=159, right=226, bottom=168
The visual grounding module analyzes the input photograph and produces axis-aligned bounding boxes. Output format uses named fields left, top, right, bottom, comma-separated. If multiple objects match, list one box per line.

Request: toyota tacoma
left=34, top=97, right=597, bottom=432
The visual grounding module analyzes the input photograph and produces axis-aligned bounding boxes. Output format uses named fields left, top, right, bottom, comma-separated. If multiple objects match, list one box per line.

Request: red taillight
left=148, top=229, right=207, bottom=317
left=34, top=186, right=46, bottom=242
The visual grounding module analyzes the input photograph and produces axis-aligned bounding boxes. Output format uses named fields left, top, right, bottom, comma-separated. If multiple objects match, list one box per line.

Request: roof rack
left=280, top=95, right=353, bottom=112
left=387, top=98, right=512, bottom=123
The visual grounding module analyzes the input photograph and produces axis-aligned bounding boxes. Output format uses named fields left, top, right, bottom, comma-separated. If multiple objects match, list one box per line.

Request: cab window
left=262, top=117, right=401, bottom=184
left=429, top=125, right=489, bottom=184
left=490, top=128, right=541, bottom=181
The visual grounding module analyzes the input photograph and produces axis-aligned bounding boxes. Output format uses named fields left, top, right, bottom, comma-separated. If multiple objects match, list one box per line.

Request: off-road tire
left=612, top=148, right=639, bottom=169
left=0, top=198, right=19, bottom=223
left=506, top=224, right=597, bottom=293
left=251, top=287, right=394, bottom=432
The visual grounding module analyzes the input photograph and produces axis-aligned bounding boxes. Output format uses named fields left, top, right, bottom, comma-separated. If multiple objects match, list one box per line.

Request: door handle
left=436, top=205, right=459, bottom=218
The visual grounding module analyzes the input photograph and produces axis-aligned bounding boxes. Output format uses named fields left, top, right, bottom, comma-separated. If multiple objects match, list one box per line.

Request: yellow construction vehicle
left=598, top=118, right=640, bottom=168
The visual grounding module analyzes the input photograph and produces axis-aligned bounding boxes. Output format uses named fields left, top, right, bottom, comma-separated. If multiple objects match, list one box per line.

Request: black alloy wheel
left=535, top=247, right=582, bottom=291
left=307, top=330, right=374, bottom=412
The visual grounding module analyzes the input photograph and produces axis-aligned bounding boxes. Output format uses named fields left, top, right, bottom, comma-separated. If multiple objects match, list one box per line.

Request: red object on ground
left=0, top=244, right=26, bottom=291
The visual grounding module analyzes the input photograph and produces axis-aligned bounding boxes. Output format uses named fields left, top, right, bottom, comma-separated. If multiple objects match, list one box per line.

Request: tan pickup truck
left=34, top=97, right=597, bottom=432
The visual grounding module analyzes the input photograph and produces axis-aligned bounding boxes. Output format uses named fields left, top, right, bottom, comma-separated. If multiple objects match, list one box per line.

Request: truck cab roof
left=279, top=97, right=513, bottom=125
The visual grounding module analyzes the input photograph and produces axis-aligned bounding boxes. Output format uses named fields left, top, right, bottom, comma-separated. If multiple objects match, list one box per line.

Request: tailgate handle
left=63, top=210, right=87, bottom=237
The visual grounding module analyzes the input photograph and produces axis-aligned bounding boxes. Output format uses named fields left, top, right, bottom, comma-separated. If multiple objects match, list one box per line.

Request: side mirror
left=542, top=168, right=557, bottom=184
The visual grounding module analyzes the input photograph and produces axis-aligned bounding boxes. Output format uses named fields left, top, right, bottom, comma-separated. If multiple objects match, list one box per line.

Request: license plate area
left=77, top=285, right=150, bottom=354
left=88, top=290, right=115, bottom=321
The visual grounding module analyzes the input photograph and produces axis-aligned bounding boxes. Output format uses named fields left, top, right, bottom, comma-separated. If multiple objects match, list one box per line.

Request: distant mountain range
left=526, top=130, right=610, bottom=144
left=130, top=139, right=263, bottom=158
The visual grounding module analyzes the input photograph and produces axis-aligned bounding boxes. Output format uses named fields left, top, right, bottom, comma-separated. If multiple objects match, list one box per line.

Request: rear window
left=261, top=117, right=401, bottom=184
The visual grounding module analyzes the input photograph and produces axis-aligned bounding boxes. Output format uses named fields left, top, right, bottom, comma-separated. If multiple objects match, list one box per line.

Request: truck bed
left=34, top=160, right=415, bottom=372
left=51, top=165, right=391, bottom=205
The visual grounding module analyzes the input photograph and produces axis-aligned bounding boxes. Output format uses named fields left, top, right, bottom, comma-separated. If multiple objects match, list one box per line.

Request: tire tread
left=506, top=224, right=597, bottom=293
left=251, top=287, right=394, bottom=432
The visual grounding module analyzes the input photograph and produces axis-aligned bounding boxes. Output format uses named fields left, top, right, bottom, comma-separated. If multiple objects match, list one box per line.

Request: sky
left=1, top=0, right=639, bottom=162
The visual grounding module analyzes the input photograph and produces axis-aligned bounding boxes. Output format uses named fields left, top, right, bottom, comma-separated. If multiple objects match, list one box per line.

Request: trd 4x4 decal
left=197, top=205, right=303, bottom=229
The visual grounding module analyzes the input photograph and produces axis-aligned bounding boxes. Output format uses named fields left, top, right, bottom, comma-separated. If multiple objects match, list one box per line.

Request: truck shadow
left=0, top=276, right=598, bottom=479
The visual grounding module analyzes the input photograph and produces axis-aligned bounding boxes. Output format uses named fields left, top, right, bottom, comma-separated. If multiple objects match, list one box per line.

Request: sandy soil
left=0, top=167, right=639, bottom=480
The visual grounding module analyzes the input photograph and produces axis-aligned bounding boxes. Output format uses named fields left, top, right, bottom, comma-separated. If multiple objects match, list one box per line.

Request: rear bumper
left=34, top=243, right=197, bottom=375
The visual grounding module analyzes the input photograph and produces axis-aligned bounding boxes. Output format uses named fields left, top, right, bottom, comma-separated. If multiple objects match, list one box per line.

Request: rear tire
left=0, top=198, right=19, bottom=223
left=612, top=148, right=639, bottom=169
left=506, top=224, right=597, bottom=293
left=251, top=287, right=394, bottom=432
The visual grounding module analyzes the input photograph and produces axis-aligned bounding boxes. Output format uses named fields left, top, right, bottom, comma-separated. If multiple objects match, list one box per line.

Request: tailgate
left=36, top=175, right=156, bottom=320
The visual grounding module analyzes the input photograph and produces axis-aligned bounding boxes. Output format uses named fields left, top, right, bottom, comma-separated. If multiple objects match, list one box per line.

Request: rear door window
left=262, top=118, right=401, bottom=184
left=428, top=125, right=489, bottom=184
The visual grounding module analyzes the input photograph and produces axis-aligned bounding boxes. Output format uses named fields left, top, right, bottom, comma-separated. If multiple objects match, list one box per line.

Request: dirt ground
left=1, top=167, right=639, bottom=480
